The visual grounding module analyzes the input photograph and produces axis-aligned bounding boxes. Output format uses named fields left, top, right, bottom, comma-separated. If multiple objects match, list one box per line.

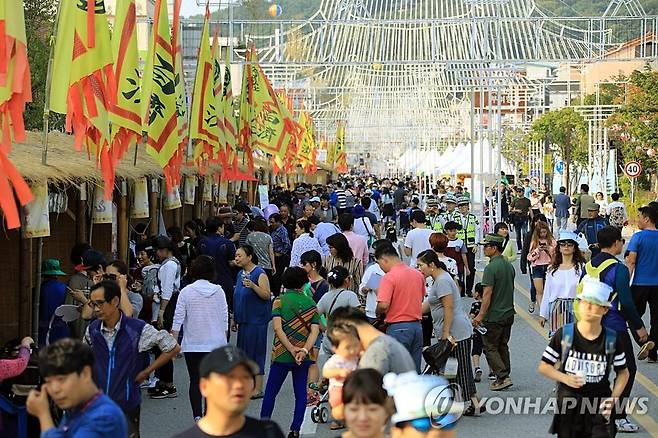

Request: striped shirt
left=271, top=291, right=319, bottom=363
left=323, top=255, right=364, bottom=303
left=335, top=189, right=347, bottom=209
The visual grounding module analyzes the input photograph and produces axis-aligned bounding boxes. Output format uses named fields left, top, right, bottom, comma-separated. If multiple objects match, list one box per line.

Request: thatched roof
left=9, top=131, right=331, bottom=185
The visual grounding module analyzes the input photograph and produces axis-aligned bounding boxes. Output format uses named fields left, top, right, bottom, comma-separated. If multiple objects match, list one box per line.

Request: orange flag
left=0, top=0, right=33, bottom=229
left=50, top=0, right=117, bottom=198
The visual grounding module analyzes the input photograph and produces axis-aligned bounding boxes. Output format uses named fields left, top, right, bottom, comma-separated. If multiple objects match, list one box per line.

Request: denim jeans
left=260, top=361, right=311, bottom=432
left=386, top=321, right=423, bottom=372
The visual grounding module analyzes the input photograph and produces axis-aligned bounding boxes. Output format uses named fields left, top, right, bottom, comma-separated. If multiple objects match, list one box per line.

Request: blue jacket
left=587, top=253, right=644, bottom=333
left=42, top=393, right=127, bottom=438
left=554, top=193, right=571, bottom=218
left=88, top=315, right=146, bottom=413
left=577, top=216, right=609, bottom=245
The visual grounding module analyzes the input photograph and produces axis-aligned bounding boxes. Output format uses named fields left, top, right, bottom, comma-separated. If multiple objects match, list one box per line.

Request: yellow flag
left=50, top=0, right=116, bottom=197
left=210, top=27, right=226, bottom=166
left=239, top=46, right=302, bottom=171
left=109, top=0, right=141, bottom=163
left=172, top=0, right=188, bottom=174
left=297, top=111, right=315, bottom=172
left=335, top=121, right=348, bottom=173
left=190, top=6, right=219, bottom=167
left=143, top=0, right=179, bottom=190
left=326, top=140, right=336, bottom=167
left=222, top=48, right=239, bottom=174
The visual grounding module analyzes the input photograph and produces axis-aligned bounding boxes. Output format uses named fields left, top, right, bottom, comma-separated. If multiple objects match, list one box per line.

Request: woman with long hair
left=233, top=245, right=272, bottom=399
left=289, top=218, right=322, bottom=268
left=324, top=233, right=364, bottom=298
left=171, top=255, right=229, bottom=420
left=493, top=222, right=517, bottom=263
left=521, top=213, right=548, bottom=313
left=527, top=221, right=557, bottom=314
left=417, top=250, right=481, bottom=416
left=341, top=369, right=391, bottom=438
left=539, top=232, right=586, bottom=336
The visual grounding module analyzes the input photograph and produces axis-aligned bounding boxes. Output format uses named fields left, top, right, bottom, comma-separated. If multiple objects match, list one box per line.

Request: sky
left=179, top=0, right=236, bottom=17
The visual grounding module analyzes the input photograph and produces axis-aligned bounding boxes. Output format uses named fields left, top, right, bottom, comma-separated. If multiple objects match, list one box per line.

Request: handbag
left=422, top=339, right=455, bottom=373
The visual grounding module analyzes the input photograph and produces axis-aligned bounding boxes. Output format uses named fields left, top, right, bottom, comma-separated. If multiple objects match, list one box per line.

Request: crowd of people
left=1, top=174, right=657, bottom=438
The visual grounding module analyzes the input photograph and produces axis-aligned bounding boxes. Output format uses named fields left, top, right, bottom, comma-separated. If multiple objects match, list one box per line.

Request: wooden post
left=19, top=235, right=34, bottom=340
left=247, top=181, right=256, bottom=205
left=118, top=181, right=129, bottom=263
left=194, top=177, right=203, bottom=219
left=77, top=183, right=87, bottom=243
left=149, top=178, right=159, bottom=236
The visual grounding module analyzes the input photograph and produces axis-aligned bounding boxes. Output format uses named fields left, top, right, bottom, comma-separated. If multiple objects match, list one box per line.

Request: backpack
left=576, top=259, right=618, bottom=303
left=141, top=265, right=160, bottom=298
left=609, top=206, right=625, bottom=228
left=560, top=322, right=617, bottom=379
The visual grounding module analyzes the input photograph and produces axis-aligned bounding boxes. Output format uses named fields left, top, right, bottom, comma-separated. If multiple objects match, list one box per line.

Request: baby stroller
left=309, top=386, right=331, bottom=424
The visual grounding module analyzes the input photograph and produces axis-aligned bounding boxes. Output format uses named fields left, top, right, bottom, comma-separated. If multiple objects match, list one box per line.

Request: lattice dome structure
left=190, top=0, right=657, bottom=172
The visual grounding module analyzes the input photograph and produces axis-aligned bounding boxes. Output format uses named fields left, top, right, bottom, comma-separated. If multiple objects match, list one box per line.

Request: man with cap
left=473, top=234, right=515, bottom=391
left=39, top=259, right=70, bottom=346
left=425, top=198, right=443, bottom=232
left=384, top=371, right=461, bottom=437
left=538, top=276, right=630, bottom=437
left=583, top=226, right=650, bottom=433
left=576, top=204, right=609, bottom=255
left=174, top=345, right=285, bottom=438
left=65, top=247, right=102, bottom=339
left=150, top=235, right=181, bottom=399
left=510, top=187, right=531, bottom=251
left=292, top=186, right=309, bottom=219
left=457, top=196, right=480, bottom=297
left=439, top=195, right=461, bottom=228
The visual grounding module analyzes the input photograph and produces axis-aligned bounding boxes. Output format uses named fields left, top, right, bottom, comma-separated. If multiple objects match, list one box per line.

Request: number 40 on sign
left=624, top=161, right=642, bottom=178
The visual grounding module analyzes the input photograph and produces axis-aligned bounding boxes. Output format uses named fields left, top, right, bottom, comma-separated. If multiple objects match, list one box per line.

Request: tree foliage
left=606, top=69, right=658, bottom=187
left=24, top=0, right=64, bottom=131
left=526, top=108, right=588, bottom=192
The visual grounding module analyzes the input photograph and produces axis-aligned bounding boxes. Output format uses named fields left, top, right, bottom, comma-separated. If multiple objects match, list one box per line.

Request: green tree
left=24, top=0, right=63, bottom=131
left=501, top=127, right=529, bottom=175
left=526, top=108, right=588, bottom=193
left=606, top=69, right=658, bottom=191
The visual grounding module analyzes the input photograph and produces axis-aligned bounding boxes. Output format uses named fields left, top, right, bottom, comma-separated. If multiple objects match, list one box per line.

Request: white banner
left=131, top=177, right=149, bottom=219
left=184, top=175, right=197, bottom=205
left=92, top=185, right=113, bottom=224
left=163, top=186, right=182, bottom=210
left=23, top=182, right=50, bottom=238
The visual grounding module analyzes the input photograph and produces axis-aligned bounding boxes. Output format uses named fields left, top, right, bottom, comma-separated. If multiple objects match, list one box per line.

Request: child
left=538, top=277, right=629, bottom=437
left=444, top=221, right=469, bottom=295
left=470, top=283, right=485, bottom=382
left=323, top=322, right=360, bottom=423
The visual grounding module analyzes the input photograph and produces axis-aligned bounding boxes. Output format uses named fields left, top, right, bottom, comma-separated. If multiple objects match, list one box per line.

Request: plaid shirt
left=271, top=224, right=291, bottom=255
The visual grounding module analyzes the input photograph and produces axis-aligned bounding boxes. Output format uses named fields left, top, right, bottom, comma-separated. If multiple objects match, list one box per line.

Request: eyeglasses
left=102, top=273, right=117, bottom=281
left=558, top=242, right=575, bottom=247
left=89, top=300, right=107, bottom=309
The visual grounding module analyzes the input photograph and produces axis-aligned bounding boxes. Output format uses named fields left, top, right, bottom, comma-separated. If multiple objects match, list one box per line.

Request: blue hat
left=352, top=205, right=366, bottom=218
left=558, top=231, right=579, bottom=244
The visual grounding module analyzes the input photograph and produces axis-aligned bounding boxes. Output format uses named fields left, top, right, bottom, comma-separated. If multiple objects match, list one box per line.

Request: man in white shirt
left=359, top=240, right=390, bottom=321
left=606, top=192, right=628, bottom=229
left=314, top=220, right=341, bottom=257
left=403, top=210, right=435, bottom=268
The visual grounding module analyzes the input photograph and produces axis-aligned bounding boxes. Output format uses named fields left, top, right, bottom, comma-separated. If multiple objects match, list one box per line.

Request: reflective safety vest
left=440, top=210, right=461, bottom=227
left=428, top=215, right=443, bottom=232
left=460, top=213, right=478, bottom=247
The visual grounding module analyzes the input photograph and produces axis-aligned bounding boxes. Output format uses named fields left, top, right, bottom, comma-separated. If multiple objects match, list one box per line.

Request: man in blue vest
left=84, top=280, right=180, bottom=438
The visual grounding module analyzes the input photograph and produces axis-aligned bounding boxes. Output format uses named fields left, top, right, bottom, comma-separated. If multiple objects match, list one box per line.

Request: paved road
left=141, top=251, right=658, bottom=437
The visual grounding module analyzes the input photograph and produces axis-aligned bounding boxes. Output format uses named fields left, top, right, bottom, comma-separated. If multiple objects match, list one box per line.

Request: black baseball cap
left=153, top=235, right=174, bottom=250
left=199, top=345, right=259, bottom=378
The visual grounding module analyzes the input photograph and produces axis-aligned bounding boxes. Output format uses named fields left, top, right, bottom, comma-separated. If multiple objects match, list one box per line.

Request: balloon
left=268, top=4, right=282, bottom=17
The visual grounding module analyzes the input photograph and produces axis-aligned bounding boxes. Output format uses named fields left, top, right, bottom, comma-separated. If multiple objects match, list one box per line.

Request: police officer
left=457, top=196, right=480, bottom=297
left=425, top=198, right=443, bottom=232
left=440, top=195, right=461, bottom=227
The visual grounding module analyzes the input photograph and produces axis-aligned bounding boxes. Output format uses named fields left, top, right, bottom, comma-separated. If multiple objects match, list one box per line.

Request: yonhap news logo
left=424, top=383, right=465, bottom=429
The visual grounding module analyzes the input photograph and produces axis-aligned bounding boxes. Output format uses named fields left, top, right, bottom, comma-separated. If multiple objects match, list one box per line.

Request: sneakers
left=615, top=418, right=640, bottom=433
left=287, top=431, right=300, bottom=438
left=488, top=372, right=497, bottom=381
left=490, top=377, right=513, bottom=391
left=149, top=385, right=178, bottom=399
left=528, top=302, right=536, bottom=313
left=147, top=381, right=163, bottom=395
left=463, top=401, right=487, bottom=416
left=474, top=367, right=482, bottom=383
left=637, top=341, right=655, bottom=361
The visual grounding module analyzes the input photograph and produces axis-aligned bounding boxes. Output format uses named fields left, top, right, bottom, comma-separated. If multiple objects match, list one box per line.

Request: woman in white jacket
left=172, top=255, right=229, bottom=420
left=539, top=231, right=586, bottom=336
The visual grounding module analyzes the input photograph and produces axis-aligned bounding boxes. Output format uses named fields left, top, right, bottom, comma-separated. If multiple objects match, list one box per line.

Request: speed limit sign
left=624, top=161, right=642, bottom=178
